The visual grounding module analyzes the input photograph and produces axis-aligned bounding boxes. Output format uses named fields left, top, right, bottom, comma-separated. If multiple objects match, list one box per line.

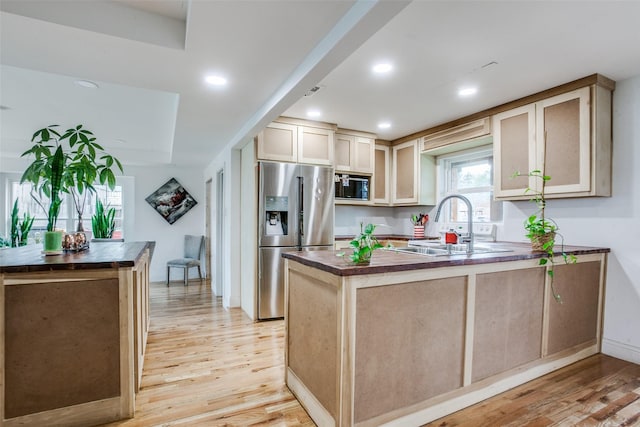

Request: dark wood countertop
left=0, top=241, right=155, bottom=274
left=283, top=242, right=610, bottom=276
left=335, top=234, right=439, bottom=241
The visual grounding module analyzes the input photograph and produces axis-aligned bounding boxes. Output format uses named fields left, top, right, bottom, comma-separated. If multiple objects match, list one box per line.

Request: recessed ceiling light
left=307, top=110, right=321, bottom=118
left=75, top=80, right=99, bottom=89
left=458, top=87, right=478, bottom=97
left=378, top=122, right=391, bottom=129
left=205, top=75, right=228, bottom=86
left=372, top=63, right=393, bottom=74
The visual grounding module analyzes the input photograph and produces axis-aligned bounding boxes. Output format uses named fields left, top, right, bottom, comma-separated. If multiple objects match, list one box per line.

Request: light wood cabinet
left=391, top=139, right=436, bottom=205
left=257, top=119, right=335, bottom=166
left=284, top=250, right=607, bottom=426
left=298, top=126, right=334, bottom=166
left=374, top=144, right=390, bottom=204
left=494, top=85, right=612, bottom=199
left=392, top=139, right=418, bottom=204
left=422, top=117, right=492, bottom=154
left=256, top=122, right=298, bottom=163
left=334, top=130, right=375, bottom=173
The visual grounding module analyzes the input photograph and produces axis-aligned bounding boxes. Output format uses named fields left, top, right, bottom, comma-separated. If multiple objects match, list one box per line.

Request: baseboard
left=602, top=338, right=640, bottom=365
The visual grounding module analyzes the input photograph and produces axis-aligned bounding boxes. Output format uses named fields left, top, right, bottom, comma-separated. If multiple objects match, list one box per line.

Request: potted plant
left=513, top=169, right=576, bottom=303
left=10, top=199, right=34, bottom=247
left=91, top=199, right=116, bottom=239
left=347, top=222, right=384, bottom=265
left=20, top=124, right=123, bottom=250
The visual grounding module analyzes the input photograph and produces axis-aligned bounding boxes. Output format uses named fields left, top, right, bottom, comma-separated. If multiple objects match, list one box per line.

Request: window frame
left=437, top=146, right=502, bottom=224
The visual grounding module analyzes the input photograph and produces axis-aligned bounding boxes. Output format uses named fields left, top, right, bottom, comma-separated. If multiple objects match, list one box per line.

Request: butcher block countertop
left=283, top=241, right=609, bottom=276
left=0, top=241, right=155, bottom=273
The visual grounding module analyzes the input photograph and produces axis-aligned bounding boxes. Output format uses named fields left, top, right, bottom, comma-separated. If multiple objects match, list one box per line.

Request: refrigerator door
left=258, top=162, right=298, bottom=248
left=258, top=246, right=295, bottom=319
left=298, top=164, right=335, bottom=247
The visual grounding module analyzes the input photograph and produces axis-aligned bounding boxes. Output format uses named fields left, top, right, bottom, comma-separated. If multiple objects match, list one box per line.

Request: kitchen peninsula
left=0, top=241, right=154, bottom=427
left=283, top=243, right=608, bottom=426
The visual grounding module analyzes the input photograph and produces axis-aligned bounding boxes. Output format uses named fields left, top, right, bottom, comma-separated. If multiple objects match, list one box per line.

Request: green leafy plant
left=348, top=223, right=384, bottom=264
left=513, top=169, right=576, bottom=303
left=20, top=124, right=123, bottom=232
left=10, top=199, right=35, bottom=247
left=91, top=199, right=116, bottom=238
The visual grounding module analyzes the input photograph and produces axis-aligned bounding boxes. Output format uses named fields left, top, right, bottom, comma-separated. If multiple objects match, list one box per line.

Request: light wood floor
left=103, top=281, right=640, bottom=427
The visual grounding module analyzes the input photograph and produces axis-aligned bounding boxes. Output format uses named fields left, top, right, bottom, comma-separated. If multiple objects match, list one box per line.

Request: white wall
left=204, top=144, right=242, bottom=309
left=126, top=165, right=206, bottom=283
left=496, top=75, right=640, bottom=364
left=240, top=142, right=257, bottom=320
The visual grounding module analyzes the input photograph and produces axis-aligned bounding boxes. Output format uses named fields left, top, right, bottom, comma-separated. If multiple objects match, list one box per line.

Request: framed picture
left=145, top=178, right=197, bottom=224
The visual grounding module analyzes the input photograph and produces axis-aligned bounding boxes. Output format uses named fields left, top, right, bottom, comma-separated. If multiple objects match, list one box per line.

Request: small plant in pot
left=513, top=169, right=576, bottom=303
left=348, top=223, right=384, bottom=265
left=10, top=199, right=35, bottom=247
left=91, top=199, right=116, bottom=239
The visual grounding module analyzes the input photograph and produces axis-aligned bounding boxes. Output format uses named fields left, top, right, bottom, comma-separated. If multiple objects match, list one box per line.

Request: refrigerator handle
left=297, top=175, right=304, bottom=248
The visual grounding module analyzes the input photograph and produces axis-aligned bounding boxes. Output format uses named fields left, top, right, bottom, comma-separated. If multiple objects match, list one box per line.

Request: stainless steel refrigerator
left=258, top=161, right=334, bottom=319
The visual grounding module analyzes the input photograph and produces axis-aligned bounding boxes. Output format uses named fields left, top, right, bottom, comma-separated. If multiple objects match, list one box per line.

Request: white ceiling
left=2, top=1, right=640, bottom=171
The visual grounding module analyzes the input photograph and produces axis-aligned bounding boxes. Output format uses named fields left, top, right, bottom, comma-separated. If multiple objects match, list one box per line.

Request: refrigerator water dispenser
left=264, top=196, right=288, bottom=236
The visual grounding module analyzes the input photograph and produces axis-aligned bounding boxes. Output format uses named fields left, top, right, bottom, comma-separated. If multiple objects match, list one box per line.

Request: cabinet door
left=334, top=133, right=354, bottom=171
left=545, top=260, right=602, bottom=356
left=493, top=104, right=537, bottom=198
left=257, top=122, right=298, bottom=162
left=353, top=137, right=374, bottom=174
left=537, top=87, right=591, bottom=195
left=391, top=139, right=419, bottom=204
left=374, top=145, right=390, bottom=204
left=298, top=126, right=334, bottom=166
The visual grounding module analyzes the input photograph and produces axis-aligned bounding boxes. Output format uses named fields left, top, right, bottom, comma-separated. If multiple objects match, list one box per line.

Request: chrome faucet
left=434, top=194, right=474, bottom=253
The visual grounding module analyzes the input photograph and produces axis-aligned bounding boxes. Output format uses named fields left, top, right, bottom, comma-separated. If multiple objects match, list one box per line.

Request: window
left=438, top=147, right=502, bottom=223
left=9, top=180, right=124, bottom=239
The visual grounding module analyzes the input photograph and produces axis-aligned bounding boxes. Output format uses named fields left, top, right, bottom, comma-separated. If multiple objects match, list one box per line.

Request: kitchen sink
left=387, top=244, right=512, bottom=257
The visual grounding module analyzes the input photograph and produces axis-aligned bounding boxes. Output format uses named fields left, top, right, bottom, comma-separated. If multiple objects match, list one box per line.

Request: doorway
left=215, top=169, right=224, bottom=297
left=205, top=178, right=212, bottom=283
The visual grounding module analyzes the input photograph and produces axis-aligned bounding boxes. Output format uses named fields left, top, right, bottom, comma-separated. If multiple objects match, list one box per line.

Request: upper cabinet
left=391, top=139, right=436, bottom=205
left=374, top=144, right=390, bottom=205
left=494, top=84, right=612, bottom=199
left=334, top=129, right=375, bottom=174
left=257, top=118, right=335, bottom=166
left=257, top=122, right=298, bottom=163
left=421, top=118, right=492, bottom=154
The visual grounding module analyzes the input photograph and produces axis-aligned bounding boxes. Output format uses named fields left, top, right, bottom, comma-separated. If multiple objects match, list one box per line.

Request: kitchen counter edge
left=0, top=241, right=156, bottom=273
left=282, top=242, right=610, bottom=276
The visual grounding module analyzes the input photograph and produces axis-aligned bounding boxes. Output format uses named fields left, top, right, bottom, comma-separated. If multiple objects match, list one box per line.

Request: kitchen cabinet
left=421, top=117, right=492, bottom=154
left=494, top=85, right=612, bottom=199
left=334, top=129, right=375, bottom=174
left=1, top=242, right=154, bottom=427
left=391, top=139, right=436, bottom=205
left=374, top=143, right=390, bottom=204
left=283, top=248, right=607, bottom=426
left=257, top=119, right=335, bottom=166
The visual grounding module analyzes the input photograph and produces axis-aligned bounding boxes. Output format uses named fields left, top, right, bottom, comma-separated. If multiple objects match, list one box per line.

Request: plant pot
left=413, top=225, right=425, bottom=239
left=43, top=230, right=64, bottom=254
left=530, top=232, right=555, bottom=252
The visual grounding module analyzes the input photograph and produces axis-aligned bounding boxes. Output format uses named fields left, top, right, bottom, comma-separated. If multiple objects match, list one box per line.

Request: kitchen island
left=282, top=242, right=608, bottom=427
left=0, top=241, right=154, bottom=427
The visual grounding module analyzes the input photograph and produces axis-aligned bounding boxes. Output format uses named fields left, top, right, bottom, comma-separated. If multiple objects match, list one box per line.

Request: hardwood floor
left=103, top=281, right=640, bottom=427
left=103, top=280, right=314, bottom=426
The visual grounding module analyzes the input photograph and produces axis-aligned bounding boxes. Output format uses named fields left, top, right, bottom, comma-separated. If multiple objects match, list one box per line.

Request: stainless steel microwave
left=334, top=174, right=370, bottom=201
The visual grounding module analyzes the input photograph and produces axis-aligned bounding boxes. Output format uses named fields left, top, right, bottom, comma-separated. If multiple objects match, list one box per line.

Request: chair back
left=184, top=235, right=204, bottom=260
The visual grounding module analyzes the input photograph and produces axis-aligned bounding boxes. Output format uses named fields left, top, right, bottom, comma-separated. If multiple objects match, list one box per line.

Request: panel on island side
left=472, top=268, right=545, bottom=382
left=4, top=278, right=120, bottom=419
left=353, top=277, right=467, bottom=423
left=547, top=261, right=601, bottom=355
left=287, top=268, right=339, bottom=420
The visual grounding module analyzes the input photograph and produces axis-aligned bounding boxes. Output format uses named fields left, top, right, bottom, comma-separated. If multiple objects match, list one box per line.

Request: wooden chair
left=167, top=235, right=204, bottom=286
